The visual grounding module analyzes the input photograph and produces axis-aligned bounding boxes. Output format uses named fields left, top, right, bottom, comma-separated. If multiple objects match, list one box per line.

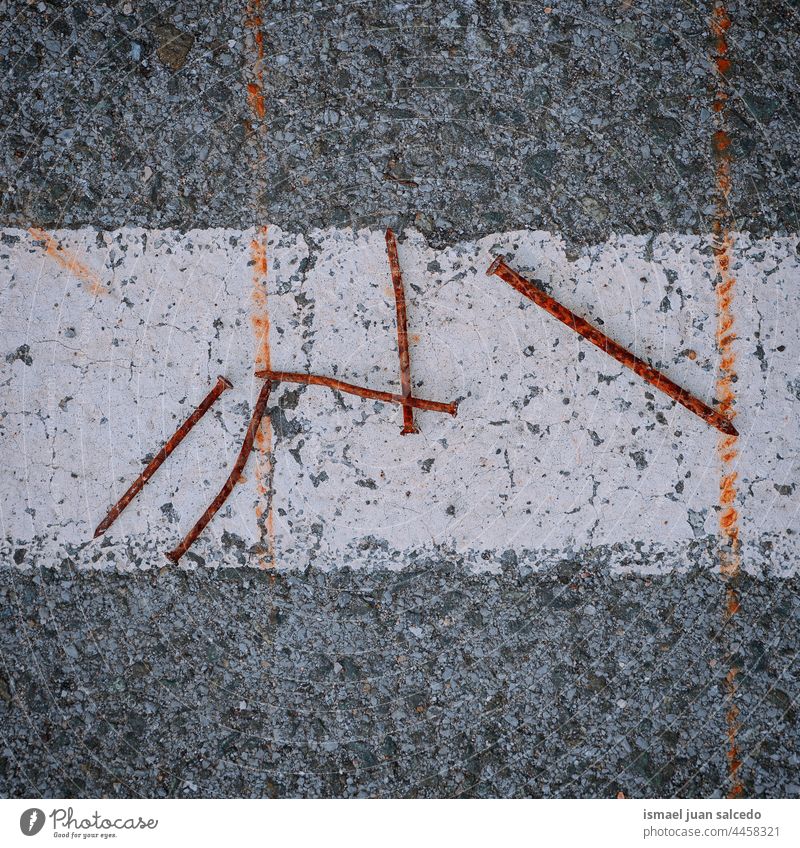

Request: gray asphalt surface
left=2, top=0, right=798, bottom=243
left=1, top=566, right=798, bottom=798
left=1, top=0, right=799, bottom=798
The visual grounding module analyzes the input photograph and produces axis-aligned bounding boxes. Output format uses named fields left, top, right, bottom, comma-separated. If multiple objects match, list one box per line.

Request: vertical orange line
left=245, top=2, right=275, bottom=568
left=711, top=1, right=743, bottom=799
left=250, top=228, right=275, bottom=568
left=245, top=2, right=266, bottom=122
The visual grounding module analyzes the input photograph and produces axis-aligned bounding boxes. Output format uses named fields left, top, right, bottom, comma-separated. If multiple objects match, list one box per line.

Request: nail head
left=486, top=255, right=505, bottom=276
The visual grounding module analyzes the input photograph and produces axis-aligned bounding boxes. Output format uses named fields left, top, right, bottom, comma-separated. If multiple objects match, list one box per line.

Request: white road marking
left=1, top=227, right=797, bottom=573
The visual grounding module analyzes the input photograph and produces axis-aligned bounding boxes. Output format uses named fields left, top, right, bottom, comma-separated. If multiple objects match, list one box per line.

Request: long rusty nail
left=94, top=375, right=233, bottom=538
left=385, top=228, right=419, bottom=435
left=165, top=379, right=273, bottom=564
left=253, top=369, right=458, bottom=416
left=486, top=256, right=738, bottom=437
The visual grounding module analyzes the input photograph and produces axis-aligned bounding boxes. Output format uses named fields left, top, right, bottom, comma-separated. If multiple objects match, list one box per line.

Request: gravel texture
left=0, top=1, right=798, bottom=246
left=1, top=565, right=798, bottom=798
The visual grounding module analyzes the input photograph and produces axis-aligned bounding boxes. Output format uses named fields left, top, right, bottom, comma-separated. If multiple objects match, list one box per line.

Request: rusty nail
left=165, top=379, right=273, bottom=564
left=254, top=369, right=458, bottom=417
left=486, top=255, right=738, bottom=437
left=385, top=228, right=419, bottom=434
left=94, top=375, right=233, bottom=538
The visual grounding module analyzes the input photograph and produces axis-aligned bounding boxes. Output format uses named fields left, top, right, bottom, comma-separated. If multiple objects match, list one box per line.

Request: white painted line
left=1, top=227, right=797, bottom=574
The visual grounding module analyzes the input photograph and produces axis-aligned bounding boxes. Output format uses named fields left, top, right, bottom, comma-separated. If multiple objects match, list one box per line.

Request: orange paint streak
left=713, top=130, right=731, bottom=154
left=245, top=3, right=267, bottom=124
left=716, top=57, right=732, bottom=75
left=250, top=226, right=275, bottom=568
left=245, top=3, right=274, bottom=568
left=711, top=1, right=743, bottom=799
left=28, top=228, right=106, bottom=296
left=247, top=82, right=266, bottom=120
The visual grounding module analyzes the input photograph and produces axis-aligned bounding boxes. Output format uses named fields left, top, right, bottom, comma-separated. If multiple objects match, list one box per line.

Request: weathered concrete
left=1, top=226, right=798, bottom=574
